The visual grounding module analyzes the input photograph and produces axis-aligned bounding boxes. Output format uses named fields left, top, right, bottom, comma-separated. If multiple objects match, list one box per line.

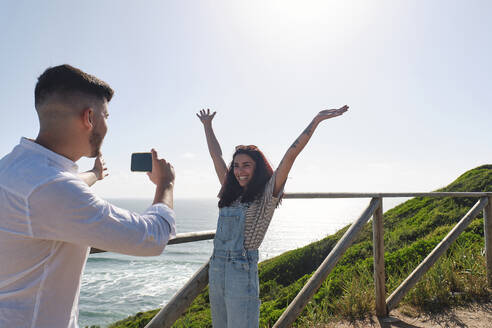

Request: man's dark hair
left=218, top=146, right=274, bottom=208
left=34, top=64, right=114, bottom=108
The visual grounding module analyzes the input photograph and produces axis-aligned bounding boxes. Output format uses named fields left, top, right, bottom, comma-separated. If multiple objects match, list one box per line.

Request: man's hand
left=78, top=154, right=108, bottom=187
left=91, top=154, right=108, bottom=181
left=147, top=149, right=175, bottom=187
left=147, top=149, right=175, bottom=208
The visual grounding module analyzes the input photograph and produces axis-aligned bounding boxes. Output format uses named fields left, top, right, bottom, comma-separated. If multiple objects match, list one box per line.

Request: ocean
left=79, top=197, right=403, bottom=327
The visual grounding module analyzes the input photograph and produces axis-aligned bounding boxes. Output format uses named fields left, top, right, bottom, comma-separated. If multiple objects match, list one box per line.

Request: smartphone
left=131, top=153, right=152, bottom=172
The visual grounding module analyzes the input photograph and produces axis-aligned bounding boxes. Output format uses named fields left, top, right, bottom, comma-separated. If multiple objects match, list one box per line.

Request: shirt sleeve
left=264, top=170, right=285, bottom=206
left=27, top=174, right=176, bottom=256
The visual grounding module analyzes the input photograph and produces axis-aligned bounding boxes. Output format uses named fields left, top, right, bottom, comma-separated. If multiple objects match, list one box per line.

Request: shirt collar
left=20, top=137, right=79, bottom=173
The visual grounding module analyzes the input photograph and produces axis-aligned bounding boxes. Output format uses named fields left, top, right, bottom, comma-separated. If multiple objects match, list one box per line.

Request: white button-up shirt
left=0, top=138, right=176, bottom=328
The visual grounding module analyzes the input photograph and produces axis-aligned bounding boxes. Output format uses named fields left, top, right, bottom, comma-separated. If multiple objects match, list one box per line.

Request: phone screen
left=131, top=153, right=152, bottom=172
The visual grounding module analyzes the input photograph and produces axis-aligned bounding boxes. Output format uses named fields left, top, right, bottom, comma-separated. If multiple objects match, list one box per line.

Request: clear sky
left=1, top=0, right=491, bottom=199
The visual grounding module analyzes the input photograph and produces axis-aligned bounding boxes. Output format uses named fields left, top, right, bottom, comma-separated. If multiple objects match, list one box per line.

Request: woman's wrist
left=307, top=118, right=321, bottom=134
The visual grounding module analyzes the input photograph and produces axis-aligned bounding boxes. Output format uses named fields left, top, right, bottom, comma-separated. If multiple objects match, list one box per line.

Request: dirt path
left=327, top=303, right=492, bottom=328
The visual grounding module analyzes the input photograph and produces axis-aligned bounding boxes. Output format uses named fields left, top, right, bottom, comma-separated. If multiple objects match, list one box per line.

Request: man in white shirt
left=0, top=64, right=176, bottom=328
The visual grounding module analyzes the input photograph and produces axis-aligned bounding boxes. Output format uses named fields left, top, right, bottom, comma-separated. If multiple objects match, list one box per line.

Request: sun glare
left=230, top=0, right=373, bottom=51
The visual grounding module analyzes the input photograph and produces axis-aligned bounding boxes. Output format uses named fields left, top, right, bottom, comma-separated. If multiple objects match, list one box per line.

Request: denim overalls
left=209, top=203, right=260, bottom=328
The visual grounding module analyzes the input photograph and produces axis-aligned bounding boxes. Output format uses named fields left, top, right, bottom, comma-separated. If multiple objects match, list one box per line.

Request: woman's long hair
left=218, top=145, right=273, bottom=208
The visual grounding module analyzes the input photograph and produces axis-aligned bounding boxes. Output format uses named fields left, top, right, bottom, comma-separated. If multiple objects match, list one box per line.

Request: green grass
left=105, top=164, right=492, bottom=328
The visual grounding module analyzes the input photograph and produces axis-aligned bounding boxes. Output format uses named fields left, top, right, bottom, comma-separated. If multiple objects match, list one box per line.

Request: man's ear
left=82, top=108, right=94, bottom=130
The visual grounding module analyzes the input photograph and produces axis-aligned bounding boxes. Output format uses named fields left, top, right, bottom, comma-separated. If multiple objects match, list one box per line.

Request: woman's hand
left=196, top=108, right=227, bottom=185
left=314, top=105, right=349, bottom=124
left=196, top=108, right=216, bottom=125
left=274, top=105, right=349, bottom=196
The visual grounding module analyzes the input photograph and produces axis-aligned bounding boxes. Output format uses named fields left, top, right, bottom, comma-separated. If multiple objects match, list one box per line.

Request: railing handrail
left=168, top=230, right=215, bottom=245
left=284, top=191, right=492, bottom=198
left=90, top=230, right=216, bottom=254
left=91, top=192, right=490, bottom=254
left=85, top=192, right=492, bottom=328
left=91, top=193, right=490, bottom=254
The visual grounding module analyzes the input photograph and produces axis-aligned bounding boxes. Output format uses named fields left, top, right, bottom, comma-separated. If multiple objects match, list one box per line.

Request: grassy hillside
left=103, top=165, right=492, bottom=328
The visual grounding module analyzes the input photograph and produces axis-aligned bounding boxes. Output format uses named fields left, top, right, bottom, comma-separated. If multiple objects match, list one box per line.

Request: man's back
left=0, top=139, right=176, bottom=328
left=0, top=139, right=88, bottom=328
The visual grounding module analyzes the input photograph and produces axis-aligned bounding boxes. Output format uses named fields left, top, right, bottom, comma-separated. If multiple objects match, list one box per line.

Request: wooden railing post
left=485, top=196, right=492, bottom=289
left=272, top=198, right=381, bottom=328
left=372, top=197, right=387, bottom=317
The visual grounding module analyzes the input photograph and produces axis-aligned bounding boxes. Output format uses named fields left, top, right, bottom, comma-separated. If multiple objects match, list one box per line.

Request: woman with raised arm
left=196, top=106, right=348, bottom=328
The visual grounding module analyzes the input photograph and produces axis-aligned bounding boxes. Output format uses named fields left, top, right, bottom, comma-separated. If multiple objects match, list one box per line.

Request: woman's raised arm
left=197, top=109, right=228, bottom=185
left=273, top=105, right=349, bottom=196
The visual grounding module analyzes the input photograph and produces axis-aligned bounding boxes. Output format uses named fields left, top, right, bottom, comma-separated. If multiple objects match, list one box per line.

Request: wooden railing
left=90, top=192, right=492, bottom=328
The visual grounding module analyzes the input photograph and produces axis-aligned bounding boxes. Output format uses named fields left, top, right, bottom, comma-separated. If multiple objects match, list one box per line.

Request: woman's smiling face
left=233, top=153, right=256, bottom=188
